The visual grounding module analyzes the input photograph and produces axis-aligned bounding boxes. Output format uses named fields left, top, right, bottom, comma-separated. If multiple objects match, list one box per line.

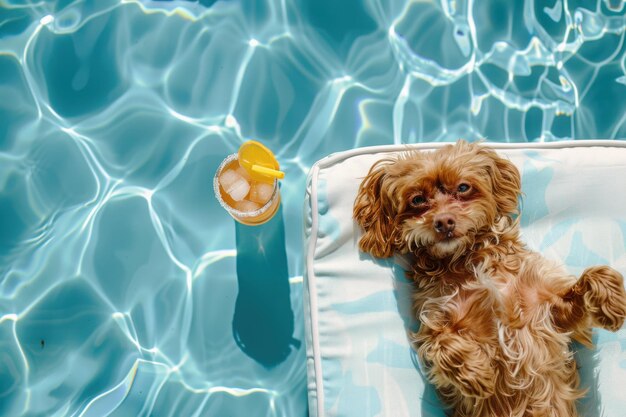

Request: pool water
left=1, top=0, right=625, bottom=416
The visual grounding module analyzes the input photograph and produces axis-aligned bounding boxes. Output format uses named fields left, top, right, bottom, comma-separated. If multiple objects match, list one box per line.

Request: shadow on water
left=232, top=203, right=300, bottom=368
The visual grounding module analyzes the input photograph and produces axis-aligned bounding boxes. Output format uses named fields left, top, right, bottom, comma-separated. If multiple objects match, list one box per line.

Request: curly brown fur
left=353, top=140, right=626, bottom=417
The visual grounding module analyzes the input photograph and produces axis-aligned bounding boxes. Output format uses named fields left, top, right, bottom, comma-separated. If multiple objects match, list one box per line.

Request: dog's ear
left=353, top=159, right=398, bottom=258
left=479, top=146, right=521, bottom=217
left=491, top=153, right=521, bottom=216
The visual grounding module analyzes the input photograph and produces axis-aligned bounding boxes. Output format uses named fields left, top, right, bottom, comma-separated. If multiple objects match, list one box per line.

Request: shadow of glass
left=232, top=204, right=299, bottom=368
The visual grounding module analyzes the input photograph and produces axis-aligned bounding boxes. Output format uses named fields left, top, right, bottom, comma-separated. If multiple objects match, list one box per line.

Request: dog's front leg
left=552, top=266, right=626, bottom=337
left=412, top=290, right=498, bottom=401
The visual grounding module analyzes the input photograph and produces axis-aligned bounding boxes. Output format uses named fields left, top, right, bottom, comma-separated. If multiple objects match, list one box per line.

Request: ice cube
left=218, top=169, right=240, bottom=190
left=249, top=182, right=274, bottom=205
left=235, top=165, right=252, bottom=181
left=235, top=199, right=261, bottom=212
left=219, top=168, right=250, bottom=201
left=226, top=178, right=250, bottom=202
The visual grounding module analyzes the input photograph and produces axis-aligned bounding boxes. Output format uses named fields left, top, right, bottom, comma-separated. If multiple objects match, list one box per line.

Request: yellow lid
left=238, top=140, right=285, bottom=182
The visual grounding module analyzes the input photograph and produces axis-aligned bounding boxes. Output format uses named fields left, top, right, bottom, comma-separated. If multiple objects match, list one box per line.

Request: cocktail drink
left=214, top=153, right=280, bottom=225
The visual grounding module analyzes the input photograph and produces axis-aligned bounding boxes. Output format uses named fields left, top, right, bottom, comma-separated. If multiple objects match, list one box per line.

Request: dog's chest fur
left=409, top=250, right=582, bottom=415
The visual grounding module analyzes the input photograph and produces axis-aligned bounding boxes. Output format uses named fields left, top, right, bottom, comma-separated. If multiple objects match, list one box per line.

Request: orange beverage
left=214, top=154, right=280, bottom=225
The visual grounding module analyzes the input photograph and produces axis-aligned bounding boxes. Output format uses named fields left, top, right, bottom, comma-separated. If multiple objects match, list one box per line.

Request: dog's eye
left=410, top=194, right=426, bottom=206
left=457, top=183, right=471, bottom=193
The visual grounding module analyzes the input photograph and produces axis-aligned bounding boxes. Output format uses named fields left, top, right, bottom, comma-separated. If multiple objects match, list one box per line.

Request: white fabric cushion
left=303, top=141, right=626, bottom=417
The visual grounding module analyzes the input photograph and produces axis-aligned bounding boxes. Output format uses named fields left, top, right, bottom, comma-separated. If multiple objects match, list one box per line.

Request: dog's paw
left=580, top=266, right=626, bottom=331
left=418, top=331, right=497, bottom=399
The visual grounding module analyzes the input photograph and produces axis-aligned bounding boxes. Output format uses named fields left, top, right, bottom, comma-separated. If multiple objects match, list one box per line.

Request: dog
left=353, top=140, right=626, bottom=417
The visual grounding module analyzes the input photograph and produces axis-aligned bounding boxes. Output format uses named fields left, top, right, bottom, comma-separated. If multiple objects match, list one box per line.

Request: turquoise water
left=1, top=0, right=626, bottom=416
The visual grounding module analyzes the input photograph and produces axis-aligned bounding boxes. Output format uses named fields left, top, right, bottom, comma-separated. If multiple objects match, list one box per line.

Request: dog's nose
left=434, top=214, right=456, bottom=235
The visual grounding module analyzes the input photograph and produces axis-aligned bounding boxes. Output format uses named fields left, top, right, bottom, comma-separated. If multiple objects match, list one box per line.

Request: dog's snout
left=434, top=214, right=456, bottom=235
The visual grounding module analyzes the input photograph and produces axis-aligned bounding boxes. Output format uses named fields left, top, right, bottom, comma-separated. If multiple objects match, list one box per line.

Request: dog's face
left=354, top=141, right=521, bottom=259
